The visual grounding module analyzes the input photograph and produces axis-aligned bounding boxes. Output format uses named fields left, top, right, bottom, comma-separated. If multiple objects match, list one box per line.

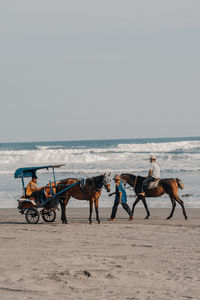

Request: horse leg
left=166, top=196, right=176, bottom=219
left=132, top=197, right=140, bottom=215
left=141, top=196, right=150, bottom=219
left=94, top=199, right=101, bottom=224
left=174, top=196, right=188, bottom=220
left=89, top=198, right=94, bottom=224
left=60, top=196, right=70, bottom=224
left=59, top=198, right=65, bottom=223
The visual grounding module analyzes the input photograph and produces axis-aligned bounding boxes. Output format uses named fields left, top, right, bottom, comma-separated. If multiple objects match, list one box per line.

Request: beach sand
left=0, top=207, right=200, bottom=300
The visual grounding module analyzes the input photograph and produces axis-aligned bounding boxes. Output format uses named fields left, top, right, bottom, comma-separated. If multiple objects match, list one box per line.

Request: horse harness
left=89, top=177, right=104, bottom=192
left=133, top=176, right=138, bottom=189
left=58, top=175, right=108, bottom=200
left=80, top=177, right=104, bottom=199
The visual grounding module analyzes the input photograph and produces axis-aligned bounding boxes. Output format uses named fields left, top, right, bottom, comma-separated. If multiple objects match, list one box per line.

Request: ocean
left=0, top=136, right=200, bottom=209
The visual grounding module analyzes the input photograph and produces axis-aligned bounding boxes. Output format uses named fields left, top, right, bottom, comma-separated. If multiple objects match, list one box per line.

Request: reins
left=133, top=176, right=137, bottom=189
left=124, top=175, right=137, bottom=190
left=57, top=175, right=110, bottom=195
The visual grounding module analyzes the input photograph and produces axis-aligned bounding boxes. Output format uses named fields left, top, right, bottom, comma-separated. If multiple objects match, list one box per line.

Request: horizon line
left=0, top=135, right=200, bottom=145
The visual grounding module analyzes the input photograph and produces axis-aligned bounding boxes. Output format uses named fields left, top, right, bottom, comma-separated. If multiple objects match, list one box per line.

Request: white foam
left=117, top=140, right=200, bottom=152
left=0, top=140, right=200, bottom=176
left=35, top=145, right=65, bottom=150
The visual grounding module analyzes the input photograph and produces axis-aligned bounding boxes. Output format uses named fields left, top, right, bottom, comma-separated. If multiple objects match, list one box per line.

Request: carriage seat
left=147, top=179, right=160, bottom=189
left=17, top=197, right=36, bottom=209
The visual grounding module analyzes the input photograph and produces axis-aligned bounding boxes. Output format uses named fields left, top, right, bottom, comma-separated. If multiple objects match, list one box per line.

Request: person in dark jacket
left=109, top=174, right=133, bottom=221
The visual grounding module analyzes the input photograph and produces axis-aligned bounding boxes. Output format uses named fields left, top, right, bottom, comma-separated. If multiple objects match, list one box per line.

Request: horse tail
left=176, top=178, right=184, bottom=190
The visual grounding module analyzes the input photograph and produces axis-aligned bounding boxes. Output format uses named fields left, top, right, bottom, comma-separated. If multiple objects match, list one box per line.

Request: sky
left=0, top=0, right=200, bottom=143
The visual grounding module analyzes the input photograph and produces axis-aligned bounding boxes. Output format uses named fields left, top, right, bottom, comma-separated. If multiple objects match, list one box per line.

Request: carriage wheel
left=42, top=210, right=56, bottom=223
left=25, top=208, right=40, bottom=224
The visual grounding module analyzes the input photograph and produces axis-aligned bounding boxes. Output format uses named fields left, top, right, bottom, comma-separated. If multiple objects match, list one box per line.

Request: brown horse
left=120, top=174, right=187, bottom=220
left=57, top=174, right=111, bottom=224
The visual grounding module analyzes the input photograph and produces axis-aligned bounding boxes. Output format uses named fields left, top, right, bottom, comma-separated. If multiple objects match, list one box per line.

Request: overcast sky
left=0, top=0, right=200, bottom=143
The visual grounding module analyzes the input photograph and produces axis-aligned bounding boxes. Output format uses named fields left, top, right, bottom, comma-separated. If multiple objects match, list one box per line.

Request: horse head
left=102, top=173, right=111, bottom=192
left=121, top=173, right=137, bottom=189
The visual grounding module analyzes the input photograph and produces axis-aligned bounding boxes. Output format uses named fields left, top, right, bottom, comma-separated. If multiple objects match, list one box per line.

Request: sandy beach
left=0, top=207, right=200, bottom=300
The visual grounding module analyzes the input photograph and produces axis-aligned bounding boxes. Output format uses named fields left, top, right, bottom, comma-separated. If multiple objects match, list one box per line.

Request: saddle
left=147, top=179, right=160, bottom=190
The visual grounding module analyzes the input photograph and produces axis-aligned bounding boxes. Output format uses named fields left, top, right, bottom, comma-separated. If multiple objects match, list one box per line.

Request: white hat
left=150, top=154, right=156, bottom=160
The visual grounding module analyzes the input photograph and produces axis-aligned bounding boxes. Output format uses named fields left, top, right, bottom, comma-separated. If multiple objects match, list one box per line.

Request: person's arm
left=118, top=191, right=122, bottom=204
left=38, top=186, right=45, bottom=191
left=30, top=183, right=45, bottom=191
left=148, top=163, right=153, bottom=177
left=30, top=183, right=37, bottom=191
left=109, top=192, right=116, bottom=197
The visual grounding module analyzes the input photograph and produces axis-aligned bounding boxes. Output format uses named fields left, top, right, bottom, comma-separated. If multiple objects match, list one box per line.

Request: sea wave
left=1, top=138, right=200, bottom=208
left=116, top=140, right=200, bottom=153
left=0, top=140, right=200, bottom=176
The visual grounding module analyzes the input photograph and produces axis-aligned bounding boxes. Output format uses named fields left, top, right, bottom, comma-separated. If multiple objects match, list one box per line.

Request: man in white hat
left=139, top=154, right=160, bottom=196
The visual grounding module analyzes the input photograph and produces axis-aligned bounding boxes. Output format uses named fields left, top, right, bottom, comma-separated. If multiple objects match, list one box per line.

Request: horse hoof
left=98, top=221, right=101, bottom=224
left=185, top=216, right=188, bottom=220
left=144, top=216, right=150, bottom=219
left=62, top=220, right=68, bottom=224
left=166, top=216, right=171, bottom=220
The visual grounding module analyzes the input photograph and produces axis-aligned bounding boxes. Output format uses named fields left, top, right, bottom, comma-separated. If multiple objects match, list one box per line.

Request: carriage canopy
left=14, top=164, right=65, bottom=179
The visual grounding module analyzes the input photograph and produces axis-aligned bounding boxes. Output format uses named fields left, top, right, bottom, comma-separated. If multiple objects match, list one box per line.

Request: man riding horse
left=139, top=154, right=160, bottom=196
left=121, top=154, right=187, bottom=219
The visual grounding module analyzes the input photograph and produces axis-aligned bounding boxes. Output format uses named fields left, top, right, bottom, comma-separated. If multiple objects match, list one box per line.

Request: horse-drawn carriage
left=15, top=165, right=111, bottom=224
left=14, top=164, right=80, bottom=224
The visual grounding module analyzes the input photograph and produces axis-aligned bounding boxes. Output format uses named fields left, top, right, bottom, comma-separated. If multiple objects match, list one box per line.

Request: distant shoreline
left=1, top=135, right=200, bottom=145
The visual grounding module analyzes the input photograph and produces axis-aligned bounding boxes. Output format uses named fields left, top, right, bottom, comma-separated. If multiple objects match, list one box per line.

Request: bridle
left=133, top=176, right=137, bottom=189
left=92, top=175, right=110, bottom=192
left=103, top=175, right=111, bottom=188
left=122, top=175, right=137, bottom=190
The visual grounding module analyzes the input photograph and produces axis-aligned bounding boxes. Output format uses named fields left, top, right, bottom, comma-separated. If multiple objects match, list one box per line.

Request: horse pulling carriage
left=14, top=164, right=82, bottom=224
left=15, top=165, right=111, bottom=224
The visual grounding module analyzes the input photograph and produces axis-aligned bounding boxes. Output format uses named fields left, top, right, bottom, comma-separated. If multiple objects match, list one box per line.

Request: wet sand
left=0, top=207, right=200, bottom=300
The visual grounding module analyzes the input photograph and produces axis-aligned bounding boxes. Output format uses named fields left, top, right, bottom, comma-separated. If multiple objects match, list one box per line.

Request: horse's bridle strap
left=134, top=176, right=137, bottom=188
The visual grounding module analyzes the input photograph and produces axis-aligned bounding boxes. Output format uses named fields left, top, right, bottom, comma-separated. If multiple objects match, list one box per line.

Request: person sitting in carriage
left=139, top=154, right=160, bottom=196
left=26, top=174, right=46, bottom=204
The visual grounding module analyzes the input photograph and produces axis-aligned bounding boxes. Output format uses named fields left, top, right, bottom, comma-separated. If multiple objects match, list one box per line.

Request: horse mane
left=121, top=173, right=146, bottom=191
left=87, top=174, right=104, bottom=189
left=121, top=173, right=135, bottom=180
left=87, top=174, right=104, bottom=182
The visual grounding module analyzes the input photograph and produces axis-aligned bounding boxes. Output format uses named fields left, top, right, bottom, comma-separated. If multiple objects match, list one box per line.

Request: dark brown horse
left=57, top=174, right=111, bottom=224
left=120, top=174, right=187, bottom=220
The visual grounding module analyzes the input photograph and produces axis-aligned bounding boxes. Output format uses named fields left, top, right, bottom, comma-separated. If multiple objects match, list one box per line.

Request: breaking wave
left=0, top=139, right=200, bottom=175
left=0, top=137, right=200, bottom=208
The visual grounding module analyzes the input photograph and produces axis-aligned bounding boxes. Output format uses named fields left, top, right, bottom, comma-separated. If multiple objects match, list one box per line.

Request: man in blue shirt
left=109, top=174, right=133, bottom=221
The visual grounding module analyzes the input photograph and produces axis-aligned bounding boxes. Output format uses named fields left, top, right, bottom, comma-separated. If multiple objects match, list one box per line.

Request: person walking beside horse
left=109, top=174, right=133, bottom=221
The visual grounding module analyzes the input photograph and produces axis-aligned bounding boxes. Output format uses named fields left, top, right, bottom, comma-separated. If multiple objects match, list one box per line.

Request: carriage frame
left=14, top=164, right=80, bottom=224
